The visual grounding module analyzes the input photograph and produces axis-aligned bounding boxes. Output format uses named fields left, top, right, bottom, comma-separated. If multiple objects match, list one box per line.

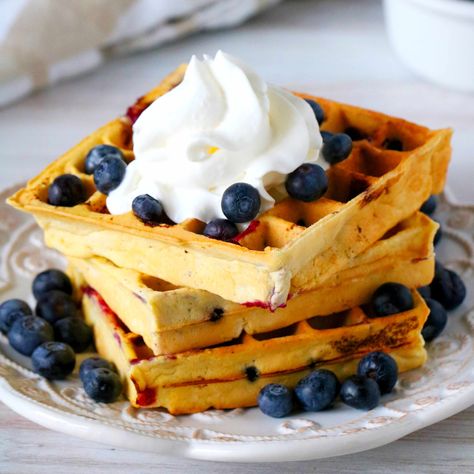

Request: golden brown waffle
left=8, top=66, right=452, bottom=308
left=83, top=287, right=428, bottom=414
left=69, top=212, right=436, bottom=355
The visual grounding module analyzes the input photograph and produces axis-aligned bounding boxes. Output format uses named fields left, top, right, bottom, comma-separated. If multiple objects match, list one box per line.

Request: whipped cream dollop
left=107, top=51, right=323, bottom=223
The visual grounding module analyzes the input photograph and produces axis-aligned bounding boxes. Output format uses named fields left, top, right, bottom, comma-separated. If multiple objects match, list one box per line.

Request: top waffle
left=8, top=66, right=452, bottom=307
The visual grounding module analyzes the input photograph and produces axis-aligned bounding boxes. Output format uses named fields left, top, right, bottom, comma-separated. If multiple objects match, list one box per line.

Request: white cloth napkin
left=0, top=0, right=280, bottom=107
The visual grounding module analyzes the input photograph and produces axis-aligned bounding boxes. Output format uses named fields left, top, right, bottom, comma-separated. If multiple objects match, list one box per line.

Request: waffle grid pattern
left=11, top=88, right=445, bottom=252
left=8, top=67, right=451, bottom=307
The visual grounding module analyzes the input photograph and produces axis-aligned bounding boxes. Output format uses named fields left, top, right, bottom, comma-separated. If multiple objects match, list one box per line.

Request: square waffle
left=68, top=212, right=437, bottom=355
left=82, top=287, right=429, bottom=414
left=8, top=65, right=452, bottom=308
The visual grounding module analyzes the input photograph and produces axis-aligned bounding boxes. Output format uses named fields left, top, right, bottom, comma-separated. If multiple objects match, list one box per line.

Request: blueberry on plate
left=430, top=262, right=466, bottom=310
left=371, top=282, right=414, bottom=317
left=132, top=194, right=164, bottom=224
left=32, top=269, right=73, bottom=300
left=8, top=316, right=54, bottom=356
left=305, top=99, right=325, bottom=125
left=36, top=290, right=77, bottom=324
left=203, top=218, right=239, bottom=241
left=54, top=316, right=93, bottom=353
left=285, top=163, right=328, bottom=202
left=83, top=367, right=123, bottom=403
left=420, top=195, right=437, bottom=215
left=422, top=297, right=448, bottom=342
left=320, top=131, right=334, bottom=143
left=221, top=183, right=261, bottom=223
left=258, top=383, right=294, bottom=418
left=85, top=144, right=125, bottom=175
left=433, top=259, right=444, bottom=279
left=31, top=341, right=76, bottom=380
left=0, top=299, right=32, bottom=334
left=0, top=309, right=28, bottom=335
left=48, top=174, right=86, bottom=207
left=321, top=133, right=353, bottom=165
left=418, top=286, right=431, bottom=300
left=340, top=375, right=380, bottom=410
left=357, top=351, right=398, bottom=394
left=434, top=223, right=442, bottom=246
left=79, top=357, right=117, bottom=383
left=93, top=156, right=127, bottom=195
left=295, top=369, right=340, bottom=411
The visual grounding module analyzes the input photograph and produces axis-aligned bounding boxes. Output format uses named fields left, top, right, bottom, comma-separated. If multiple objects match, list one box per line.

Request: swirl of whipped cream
left=107, top=51, right=323, bottom=223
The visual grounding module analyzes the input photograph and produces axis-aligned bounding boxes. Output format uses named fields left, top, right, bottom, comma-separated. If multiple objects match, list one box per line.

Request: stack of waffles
left=8, top=66, right=452, bottom=414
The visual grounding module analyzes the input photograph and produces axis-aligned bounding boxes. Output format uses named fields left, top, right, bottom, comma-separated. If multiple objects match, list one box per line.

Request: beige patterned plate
left=0, top=185, right=473, bottom=462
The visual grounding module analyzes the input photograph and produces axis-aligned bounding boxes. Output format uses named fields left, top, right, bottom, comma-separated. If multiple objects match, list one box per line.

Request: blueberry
left=221, top=183, right=261, bottom=223
left=420, top=195, right=437, bottom=215
left=79, top=357, right=117, bottom=383
left=422, top=297, right=448, bottom=342
left=36, top=290, right=77, bottom=324
left=85, top=145, right=125, bottom=175
left=258, top=383, right=294, bottom=418
left=371, top=282, right=414, bottom=317
left=83, top=367, right=123, bottom=403
left=322, top=133, right=353, bottom=165
left=434, top=223, right=442, bottom=246
left=132, top=194, right=164, bottom=224
left=320, top=131, right=334, bottom=143
left=93, top=156, right=127, bottom=195
left=1, top=310, right=28, bottom=336
left=0, top=299, right=32, bottom=334
left=54, top=317, right=92, bottom=353
left=430, top=262, right=466, bottom=310
left=32, top=269, right=73, bottom=300
left=418, top=286, right=431, bottom=300
left=433, top=259, right=444, bottom=278
left=48, top=174, right=86, bottom=207
left=285, top=163, right=328, bottom=202
left=340, top=375, right=381, bottom=410
left=295, top=369, right=339, bottom=411
left=357, top=352, right=398, bottom=394
left=210, top=308, right=224, bottom=322
left=31, top=342, right=76, bottom=380
left=203, top=218, right=239, bottom=241
left=305, top=99, right=325, bottom=125
left=8, top=316, right=54, bottom=356
left=245, top=366, right=259, bottom=382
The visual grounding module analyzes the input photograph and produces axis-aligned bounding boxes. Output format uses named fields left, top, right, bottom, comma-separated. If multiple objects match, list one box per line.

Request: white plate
left=0, top=184, right=473, bottom=463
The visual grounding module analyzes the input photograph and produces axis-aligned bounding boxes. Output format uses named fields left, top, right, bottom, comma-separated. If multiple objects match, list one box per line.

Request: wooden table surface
left=1, top=1, right=473, bottom=472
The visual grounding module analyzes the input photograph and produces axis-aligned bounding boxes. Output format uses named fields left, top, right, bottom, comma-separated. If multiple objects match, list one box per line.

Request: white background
left=0, top=0, right=473, bottom=472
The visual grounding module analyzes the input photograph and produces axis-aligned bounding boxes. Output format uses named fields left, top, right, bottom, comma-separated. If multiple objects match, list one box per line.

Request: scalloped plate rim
left=1, top=374, right=474, bottom=462
left=0, top=183, right=473, bottom=463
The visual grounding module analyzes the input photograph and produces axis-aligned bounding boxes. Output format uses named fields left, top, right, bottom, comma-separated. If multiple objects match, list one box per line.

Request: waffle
left=82, top=287, right=428, bottom=414
left=68, top=212, right=436, bottom=355
left=8, top=65, right=452, bottom=308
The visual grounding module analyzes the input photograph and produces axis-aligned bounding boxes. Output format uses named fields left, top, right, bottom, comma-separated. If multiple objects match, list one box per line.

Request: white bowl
left=384, top=0, right=474, bottom=91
